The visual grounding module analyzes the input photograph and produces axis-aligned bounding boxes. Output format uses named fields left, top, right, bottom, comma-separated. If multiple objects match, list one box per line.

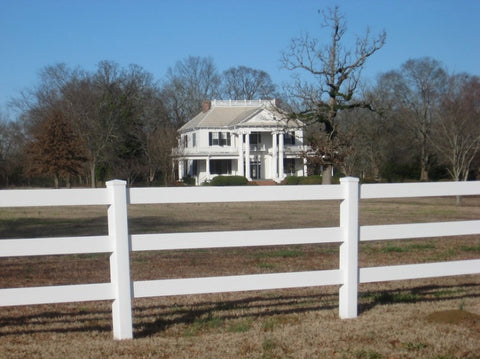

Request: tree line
left=0, top=59, right=277, bottom=187
left=282, top=7, right=479, bottom=184
left=1, top=6, right=479, bottom=188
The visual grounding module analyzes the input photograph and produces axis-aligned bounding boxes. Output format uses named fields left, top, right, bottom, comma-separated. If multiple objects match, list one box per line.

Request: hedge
left=209, top=175, right=249, bottom=186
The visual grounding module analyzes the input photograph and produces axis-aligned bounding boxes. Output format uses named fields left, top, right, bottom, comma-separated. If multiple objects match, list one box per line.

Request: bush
left=282, top=176, right=300, bottom=185
left=282, top=175, right=323, bottom=185
left=209, top=175, right=249, bottom=186
left=181, top=176, right=196, bottom=186
left=298, top=175, right=323, bottom=184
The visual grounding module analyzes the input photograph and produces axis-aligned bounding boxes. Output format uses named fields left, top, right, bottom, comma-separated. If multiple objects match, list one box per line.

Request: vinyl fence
left=0, top=178, right=479, bottom=340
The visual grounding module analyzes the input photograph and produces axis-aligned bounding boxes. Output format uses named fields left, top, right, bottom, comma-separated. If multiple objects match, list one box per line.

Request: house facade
left=174, top=99, right=308, bottom=185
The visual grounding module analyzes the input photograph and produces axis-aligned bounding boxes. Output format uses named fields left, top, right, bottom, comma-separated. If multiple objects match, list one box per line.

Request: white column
left=245, top=132, right=251, bottom=180
left=237, top=133, right=244, bottom=176
left=206, top=157, right=210, bottom=181
left=303, top=157, right=308, bottom=176
left=271, top=132, right=278, bottom=179
left=278, top=132, right=284, bottom=179
left=339, top=177, right=359, bottom=319
left=106, top=180, right=133, bottom=340
left=178, top=160, right=184, bottom=180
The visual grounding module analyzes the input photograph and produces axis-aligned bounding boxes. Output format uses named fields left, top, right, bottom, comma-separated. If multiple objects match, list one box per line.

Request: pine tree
left=28, top=109, right=87, bottom=188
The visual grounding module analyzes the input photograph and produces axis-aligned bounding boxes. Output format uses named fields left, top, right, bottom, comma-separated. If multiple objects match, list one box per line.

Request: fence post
left=339, top=177, right=359, bottom=318
left=106, top=180, right=133, bottom=339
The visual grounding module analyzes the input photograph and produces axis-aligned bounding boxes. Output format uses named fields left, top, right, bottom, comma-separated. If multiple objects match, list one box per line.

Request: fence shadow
left=358, top=281, right=480, bottom=315
left=1, top=281, right=479, bottom=338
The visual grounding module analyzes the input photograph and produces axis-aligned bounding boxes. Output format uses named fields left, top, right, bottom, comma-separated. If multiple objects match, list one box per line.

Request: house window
left=192, top=133, right=196, bottom=147
left=183, top=134, right=189, bottom=148
left=284, top=131, right=296, bottom=145
left=284, top=158, right=296, bottom=175
left=209, top=132, right=219, bottom=146
left=220, top=132, right=230, bottom=146
left=210, top=160, right=232, bottom=174
left=209, top=132, right=231, bottom=146
left=249, top=132, right=261, bottom=145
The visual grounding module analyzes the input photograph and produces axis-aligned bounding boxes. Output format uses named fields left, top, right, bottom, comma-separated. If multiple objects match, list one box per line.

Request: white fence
left=0, top=178, right=479, bottom=340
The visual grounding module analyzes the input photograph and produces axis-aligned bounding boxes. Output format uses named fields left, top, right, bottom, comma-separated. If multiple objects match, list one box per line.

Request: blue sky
left=1, top=0, right=479, bottom=118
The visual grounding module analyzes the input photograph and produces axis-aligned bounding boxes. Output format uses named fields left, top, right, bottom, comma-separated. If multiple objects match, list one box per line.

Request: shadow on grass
left=0, top=217, right=108, bottom=238
left=358, top=282, right=480, bottom=314
left=0, top=281, right=479, bottom=338
left=0, top=216, right=221, bottom=239
left=133, top=291, right=339, bottom=338
left=0, top=306, right=112, bottom=337
left=135, top=281, right=480, bottom=338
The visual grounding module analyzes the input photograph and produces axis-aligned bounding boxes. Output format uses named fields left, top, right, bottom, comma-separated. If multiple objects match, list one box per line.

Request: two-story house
left=174, top=99, right=307, bottom=185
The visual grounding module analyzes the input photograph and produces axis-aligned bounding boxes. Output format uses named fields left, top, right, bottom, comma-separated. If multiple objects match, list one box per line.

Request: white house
left=174, top=99, right=308, bottom=185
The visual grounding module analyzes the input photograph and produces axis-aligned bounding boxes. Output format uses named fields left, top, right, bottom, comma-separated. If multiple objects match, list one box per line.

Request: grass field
left=0, top=195, right=479, bottom=358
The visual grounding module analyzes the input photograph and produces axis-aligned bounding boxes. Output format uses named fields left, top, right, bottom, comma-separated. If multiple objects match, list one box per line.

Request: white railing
left=212, top=99, right=271, bottom=107
left=0, top=179, right=479, bottom=340
left=180, top=146, right=239, bottom=156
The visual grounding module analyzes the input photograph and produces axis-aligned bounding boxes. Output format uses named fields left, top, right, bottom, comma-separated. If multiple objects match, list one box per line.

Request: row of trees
left=282, top=7, right=479, bottom=184
left=1, top=6, right=479, bottom=188
left=0, top=60, right=277, bottom=187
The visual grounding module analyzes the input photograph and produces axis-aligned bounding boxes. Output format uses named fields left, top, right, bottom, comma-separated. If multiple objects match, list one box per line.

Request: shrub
left=298, top=175, right=323, bottom=184
left=209, top=175, right=248, bottom=186
left=181, top=176, right=196, bottom=186
left=282, top=176, right=300, bottom=185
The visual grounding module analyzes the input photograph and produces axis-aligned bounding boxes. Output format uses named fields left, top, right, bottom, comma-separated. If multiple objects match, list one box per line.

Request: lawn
left=0, top=195, right=479, bottom=358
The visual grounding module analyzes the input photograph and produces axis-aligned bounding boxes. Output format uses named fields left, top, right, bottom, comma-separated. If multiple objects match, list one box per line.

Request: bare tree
left=221, top=66, right=276, bottom=100
left=281, top=6, right=385, bottom=184
left=379, top=58, right=448, bottom=181
left=431, top=74, right=480, bottom=182
left=161, top=56, right=220, bottom=126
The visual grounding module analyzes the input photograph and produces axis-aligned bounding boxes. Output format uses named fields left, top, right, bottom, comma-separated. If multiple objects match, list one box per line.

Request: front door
left=250, top=161, right=261, bottom=180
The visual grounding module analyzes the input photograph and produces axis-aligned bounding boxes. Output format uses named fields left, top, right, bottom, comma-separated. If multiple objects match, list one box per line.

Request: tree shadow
left=0, top=216, right=108, bottom=238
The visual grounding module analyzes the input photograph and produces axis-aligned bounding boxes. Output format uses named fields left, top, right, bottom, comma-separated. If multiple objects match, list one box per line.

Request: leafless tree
left=221, top=66, right=276, bottom=100
left=161, top=56, right=220, bottom=126
left=431, top=74, right=480, bottom=182
left=281, top=6, right=385, bottom=183
left=379, top=57, right=448, bottom=181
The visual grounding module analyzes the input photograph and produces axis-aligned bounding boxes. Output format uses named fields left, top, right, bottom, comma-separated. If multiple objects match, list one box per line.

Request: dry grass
left=0, top=194, right=479, bottom=358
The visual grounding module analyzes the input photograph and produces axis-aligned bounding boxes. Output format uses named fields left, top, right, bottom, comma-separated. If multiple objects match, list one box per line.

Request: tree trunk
left=54, top=174, right=59, bottom=189
left=90, top=162, right=96, bottom=188
left=420, top=167, right=429, bottom=182
left=420, top=138, right=429, bottom=181
left=322, top=165, right=333, bottom=184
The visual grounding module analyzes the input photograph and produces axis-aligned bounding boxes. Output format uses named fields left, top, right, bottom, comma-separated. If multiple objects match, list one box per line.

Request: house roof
left=178, top=100, right=302, bottom=133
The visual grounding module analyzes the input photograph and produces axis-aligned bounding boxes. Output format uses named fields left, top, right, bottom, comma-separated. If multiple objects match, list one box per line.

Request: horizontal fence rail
left=134, top=270, right=343, bottom=298
left=131, top=227, right=342, bottom=251
left=0, top=178, right=479, bottom=340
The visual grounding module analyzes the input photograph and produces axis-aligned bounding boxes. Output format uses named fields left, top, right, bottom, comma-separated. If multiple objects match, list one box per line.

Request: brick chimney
left=202, top=100, right=211, bottom=112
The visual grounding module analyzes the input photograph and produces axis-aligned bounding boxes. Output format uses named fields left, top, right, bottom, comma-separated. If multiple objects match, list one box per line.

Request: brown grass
left=0, top=195, right=479, bottom=358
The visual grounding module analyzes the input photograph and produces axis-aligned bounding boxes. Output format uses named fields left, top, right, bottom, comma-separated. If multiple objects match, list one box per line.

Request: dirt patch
left=427, top=309, right=480, bottom=326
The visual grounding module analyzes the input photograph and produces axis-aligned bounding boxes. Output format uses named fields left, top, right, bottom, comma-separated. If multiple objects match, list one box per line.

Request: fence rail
left=0, top=178, right=479, bottom=340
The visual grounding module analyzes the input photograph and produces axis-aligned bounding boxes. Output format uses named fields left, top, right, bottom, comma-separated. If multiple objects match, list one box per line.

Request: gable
left=178, top=100, right=303, bottom=133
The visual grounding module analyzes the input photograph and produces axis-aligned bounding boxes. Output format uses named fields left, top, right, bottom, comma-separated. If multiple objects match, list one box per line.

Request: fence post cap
left=106, top=180, right=127, bottom=187
left=340, top=177, right=359, bottom=183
